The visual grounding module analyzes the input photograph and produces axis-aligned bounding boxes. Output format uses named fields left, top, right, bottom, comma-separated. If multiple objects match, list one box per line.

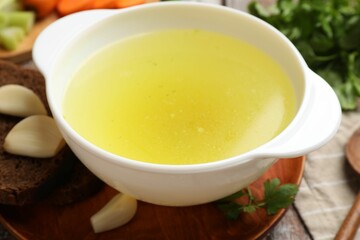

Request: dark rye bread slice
left=0, top=60, right=74, bottom=205
left=0, top=146, right=74, bottom=206
left=46, top=156, right=104, bottom=205
left=0, top=60, right=103, bottom=205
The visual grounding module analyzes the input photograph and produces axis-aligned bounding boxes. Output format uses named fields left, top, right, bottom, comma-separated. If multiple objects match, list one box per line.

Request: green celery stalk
left=0, top=26, right=25, bottom=50
left=0, top=11, right=35, bottom=34
left=0, top=12, right=8, bottom=29
left=0, top=0, right=21, bottom=12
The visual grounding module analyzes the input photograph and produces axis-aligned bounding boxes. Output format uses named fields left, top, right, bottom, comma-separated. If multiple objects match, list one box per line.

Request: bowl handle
left=33, top=10, right=116, bottom=79
left=255, top=69, right=342, bottom=158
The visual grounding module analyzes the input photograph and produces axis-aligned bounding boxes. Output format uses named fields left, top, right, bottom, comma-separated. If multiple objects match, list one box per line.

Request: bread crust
left=0, top=60, right=103, bottom=205
left=0, top=60, right=75, bottom=205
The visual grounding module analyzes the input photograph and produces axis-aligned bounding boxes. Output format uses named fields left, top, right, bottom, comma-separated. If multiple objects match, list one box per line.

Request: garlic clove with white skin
left=3, top=115, right=65, bottom=158
left=90, top=193, right=137, bottom=233
left=0, top=84, right=47, bottom=117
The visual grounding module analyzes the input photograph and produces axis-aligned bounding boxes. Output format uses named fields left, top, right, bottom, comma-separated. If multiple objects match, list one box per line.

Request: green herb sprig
left=248, top=0, right=360, bottom=110
left=216, top=178, right=298, bottom=220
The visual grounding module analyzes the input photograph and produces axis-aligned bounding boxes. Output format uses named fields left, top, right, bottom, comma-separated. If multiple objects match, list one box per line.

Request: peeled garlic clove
left=3, top=115, right=65, bottom=158
left=0, top=84, right=47, bottom=117
left=90, top=193, right=137, bottom=233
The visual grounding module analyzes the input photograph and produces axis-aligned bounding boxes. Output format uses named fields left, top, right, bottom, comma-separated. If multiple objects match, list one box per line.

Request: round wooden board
left=0, top=14, right=57, bottom=63
left=0, top=156, right=305, bottom=240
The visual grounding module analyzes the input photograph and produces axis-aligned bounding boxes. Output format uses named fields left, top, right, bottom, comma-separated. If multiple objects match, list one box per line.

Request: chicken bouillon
left=62, top=29, right=296, bottom=165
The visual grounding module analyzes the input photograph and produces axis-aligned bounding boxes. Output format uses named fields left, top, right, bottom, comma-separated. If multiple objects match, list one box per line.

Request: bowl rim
left=46, top=2, right=309, bottom=173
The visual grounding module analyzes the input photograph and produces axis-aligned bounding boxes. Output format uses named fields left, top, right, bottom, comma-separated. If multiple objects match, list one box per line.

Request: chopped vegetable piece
left=0, top=26, right=25, bottom=50
left=0, top=11, right=35, bottom=33
left=57, top=0, right=93, bottom=16
left=115, top=0, right=146, bottom=8
left=23, top=0, right=59, bottom=19
left=90, top=0, right=117, bottom=9
left=0, top=12, right=9, bottom=29
left=0, top=0, right=21, bottom=12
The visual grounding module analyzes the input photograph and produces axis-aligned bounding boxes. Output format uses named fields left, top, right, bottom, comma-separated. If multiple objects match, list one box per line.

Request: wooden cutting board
left=0, top=14, right=57, bottom=63
left=0, top=156, right=305, bottom=240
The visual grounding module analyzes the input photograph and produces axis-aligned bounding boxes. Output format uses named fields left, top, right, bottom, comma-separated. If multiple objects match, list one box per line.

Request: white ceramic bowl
left=33, top=2, right=341, bottom=206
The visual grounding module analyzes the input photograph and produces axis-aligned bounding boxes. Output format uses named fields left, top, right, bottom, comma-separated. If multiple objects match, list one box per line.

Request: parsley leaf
left=242, top=204, right=259, bottom=213
left=248, top=0, right=360, bottom=110
left=216, top=178, right=298, bottom=220
left=263, top=179, right=299, bottom=215
left=217, top=202, right=242, bottom=220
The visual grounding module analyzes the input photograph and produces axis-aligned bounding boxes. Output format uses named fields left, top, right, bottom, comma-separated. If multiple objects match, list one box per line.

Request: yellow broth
left=62, top=29, right=296, bottom=165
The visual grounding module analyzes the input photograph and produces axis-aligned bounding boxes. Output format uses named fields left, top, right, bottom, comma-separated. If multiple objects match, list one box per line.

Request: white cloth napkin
left=295, top=111, right=360, bottom=240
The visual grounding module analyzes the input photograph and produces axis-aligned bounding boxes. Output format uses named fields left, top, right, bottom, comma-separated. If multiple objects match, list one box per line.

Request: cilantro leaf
left=264, top=178, right=281, bottom=198
left=249, top=0, right=360, bottom=110
left=334, top=81, right=358, bottom=110
left=242, top=204, right=258, bottom=213
left=215, top=178, right=298, bottom=219
left=217, top=202, right=242, bottom=220
left=264, top=179, right=298, bottom=215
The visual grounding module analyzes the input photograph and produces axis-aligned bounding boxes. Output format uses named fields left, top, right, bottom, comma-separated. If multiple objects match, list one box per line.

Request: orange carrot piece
left=57, top=0, right=94, bottom=16
left=22, top=0, right=59, bottom=19
left=115, top=0, right=146, bottom=8
left=90, top=0, right=117, bottom=9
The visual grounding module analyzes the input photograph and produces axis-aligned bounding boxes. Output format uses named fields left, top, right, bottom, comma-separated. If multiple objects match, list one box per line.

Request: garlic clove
left=0, top=84, right=47, bottom=117
left=90, top=193, right=137, bottom=233
left=3, top=115, right=65, bottom=158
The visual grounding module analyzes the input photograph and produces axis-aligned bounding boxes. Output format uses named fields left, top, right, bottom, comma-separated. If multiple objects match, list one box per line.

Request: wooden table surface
left=0, top=205, right=311, bottom=240
left=265, top=206, right=311, bottom=240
